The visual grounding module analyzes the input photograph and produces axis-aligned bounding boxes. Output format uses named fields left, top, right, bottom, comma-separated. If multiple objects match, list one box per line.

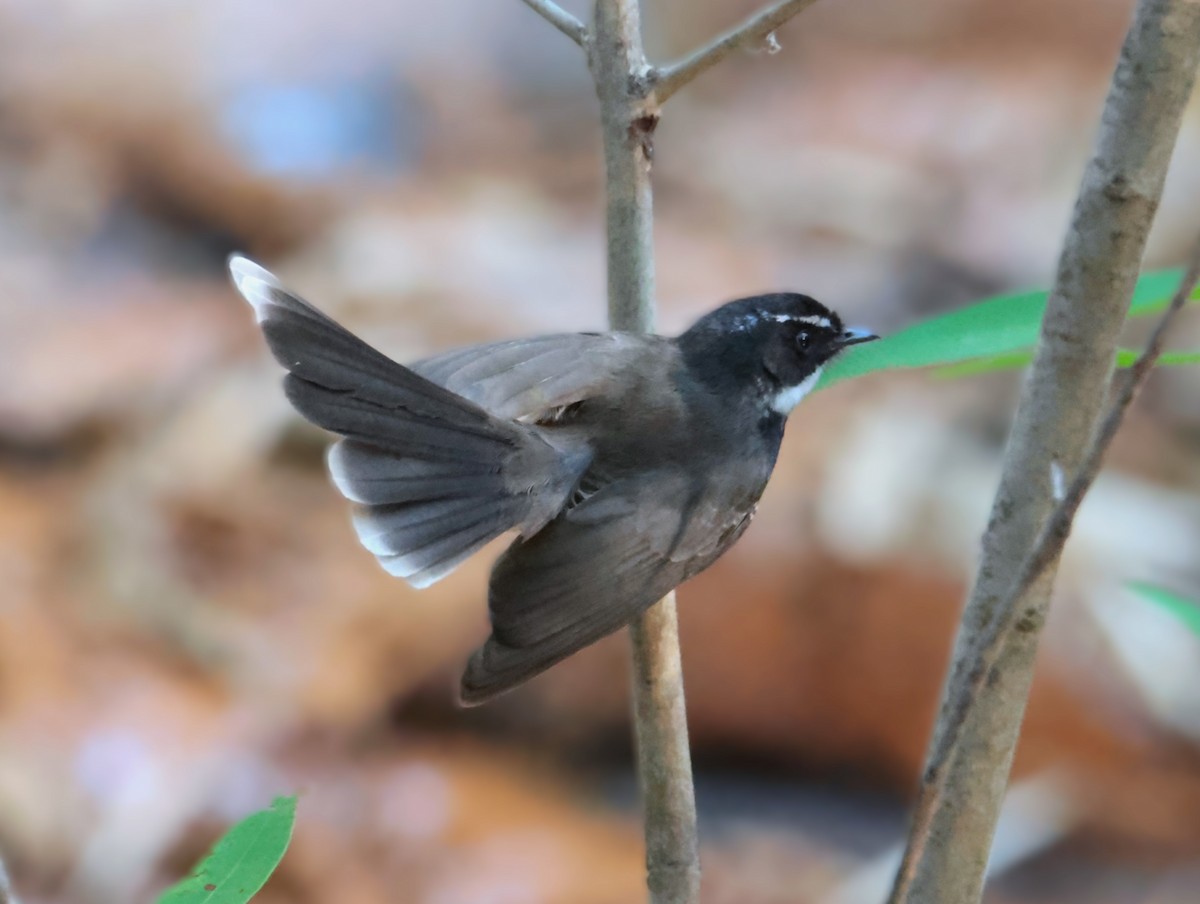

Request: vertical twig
left=517, top=2, right=828, bottom=900
left=0, top=855, right=17, bottom=904
left=590, top=0, right=659, bottom=330
left=889, top=1, right=1200, bottom=902
left=589, top=3, right=699, bottom=902
left=627, top=597, right=699, bottom=903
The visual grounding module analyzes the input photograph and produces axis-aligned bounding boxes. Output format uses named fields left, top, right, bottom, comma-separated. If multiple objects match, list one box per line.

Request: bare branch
left=519, top=0, right=588, bottom=47
left=1004, top=246, right=1200, bottom=609
left=893, top=245, right=1200, bottom=903
left=889, top=1, right=1200, bottom=901
left=0, top=855, right=17, bottom=904
left=653, top=0, right=824, bottom=104
left=591, top=0, right=658, bottom=330
left=590, top=2, right=698, bottom=901
left=629, top=593, right=700, bottom=903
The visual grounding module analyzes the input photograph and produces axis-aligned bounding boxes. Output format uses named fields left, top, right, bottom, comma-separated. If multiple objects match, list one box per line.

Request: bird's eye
left=795, top=331, right=811, bottom=351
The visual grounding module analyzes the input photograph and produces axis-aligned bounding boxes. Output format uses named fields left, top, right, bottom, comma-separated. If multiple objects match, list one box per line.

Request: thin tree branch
left=653, top=0, right=824, bottom=104
left=0, top=855, right=17, bottom=904
left=889, top=1, right=1200, bottom=901
left=966, top=245, right=1200, bottom=703
left=589, top=2, right=698, bottom=901
left=590, top=0, right=658, bottom=330
left=629, top=594, right=699, bottom=903
left=892, top=244, right=1200, bottom=900
left=1002, top=246, right=1200, bottom=612
left=520, top=0, right=588, bottom=46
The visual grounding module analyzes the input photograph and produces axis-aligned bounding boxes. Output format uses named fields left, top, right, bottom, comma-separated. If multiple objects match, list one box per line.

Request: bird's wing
left=459, top=474, right=755, bottom=703
left=412, top=333, right=653, bottom=423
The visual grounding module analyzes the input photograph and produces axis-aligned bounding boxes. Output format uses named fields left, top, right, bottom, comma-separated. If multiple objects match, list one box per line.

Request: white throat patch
left=770, top=367, right=823, bottom=415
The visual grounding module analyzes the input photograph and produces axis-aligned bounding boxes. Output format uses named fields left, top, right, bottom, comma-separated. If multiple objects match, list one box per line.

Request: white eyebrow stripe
left=770, top=313, right=832, bottom=328
left=729, top=311, right=833, bottom=331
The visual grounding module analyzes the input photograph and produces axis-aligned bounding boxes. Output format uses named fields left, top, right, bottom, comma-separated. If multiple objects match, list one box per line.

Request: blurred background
left=2, top=0, right=1200, bottom=901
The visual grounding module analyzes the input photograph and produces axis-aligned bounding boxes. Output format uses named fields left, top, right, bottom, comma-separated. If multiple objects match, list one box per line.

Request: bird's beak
left=838, top=326, right=879, bottom=347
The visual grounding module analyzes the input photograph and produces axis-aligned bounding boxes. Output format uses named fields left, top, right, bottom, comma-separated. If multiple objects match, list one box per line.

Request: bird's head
left=678, top=293, right=878, bottom=415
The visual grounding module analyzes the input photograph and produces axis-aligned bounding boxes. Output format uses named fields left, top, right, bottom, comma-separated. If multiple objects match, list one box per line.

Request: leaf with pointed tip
left=819, top=267, right=1200, bottom=389
left=1128, top=582, right=1200, bottom=637
left=157, top=796, right=296, bottom=904
left=930, top=347, right=1200, bottom=379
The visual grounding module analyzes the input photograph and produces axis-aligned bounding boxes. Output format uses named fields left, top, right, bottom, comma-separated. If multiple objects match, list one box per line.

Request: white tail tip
left=228, top=254, right=284, bottom=323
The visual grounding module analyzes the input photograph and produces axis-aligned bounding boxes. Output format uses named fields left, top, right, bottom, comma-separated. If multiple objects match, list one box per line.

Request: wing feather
left=412, top=333, right=654, bottom=422
left=460, top=475, right=755, bottom=703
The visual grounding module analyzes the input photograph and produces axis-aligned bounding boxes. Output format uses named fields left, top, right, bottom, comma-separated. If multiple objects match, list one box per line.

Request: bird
left=228, top=256, right=877, bottom=704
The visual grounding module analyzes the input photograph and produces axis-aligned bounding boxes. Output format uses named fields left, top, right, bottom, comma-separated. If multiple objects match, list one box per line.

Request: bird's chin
left=769, top=367, right=823, bottom=415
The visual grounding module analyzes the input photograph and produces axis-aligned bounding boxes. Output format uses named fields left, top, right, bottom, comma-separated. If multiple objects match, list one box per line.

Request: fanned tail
left=328, top=439, right=529, bottom=587
left=229, top=256, right=589, bottom=587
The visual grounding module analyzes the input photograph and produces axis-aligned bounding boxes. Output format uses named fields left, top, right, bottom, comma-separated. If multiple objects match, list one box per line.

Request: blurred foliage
left=821, top=268, right=1200, bottom=387
left=157, top=797, right=296, bottom=904
left=1129, top=582, right=1200, bottom=637
left=931, top=347, right=1200, bottom=379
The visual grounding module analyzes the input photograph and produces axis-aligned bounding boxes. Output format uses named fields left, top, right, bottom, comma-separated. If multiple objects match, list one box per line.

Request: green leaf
left=931, top=351, right=1038, bottom=379
left=931, top=347, right=1200, bottom=379
left=1128, top=582, right=1200, bottom=637
left=819, top=267, right=1200, bottom=389
left=1118, top=349, right=1200, bottom=367
left=157, top=796, right=296, bottom=904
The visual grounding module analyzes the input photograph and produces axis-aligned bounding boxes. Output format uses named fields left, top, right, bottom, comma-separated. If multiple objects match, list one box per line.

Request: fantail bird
left=229, top=256, right=877, bottom=704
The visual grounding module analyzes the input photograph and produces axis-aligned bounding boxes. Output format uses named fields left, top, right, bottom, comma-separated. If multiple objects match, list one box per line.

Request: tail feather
left=230, top=255, right=588, bottom=587
left=373, top=499, right=528, bottom=588
left=330, top=439, right=528, bottom=586
left=328, top=440, right=499, bottom=505
left=285, top=377, right=512, bottom=462
left=351, top=496, right=497, bottom=553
